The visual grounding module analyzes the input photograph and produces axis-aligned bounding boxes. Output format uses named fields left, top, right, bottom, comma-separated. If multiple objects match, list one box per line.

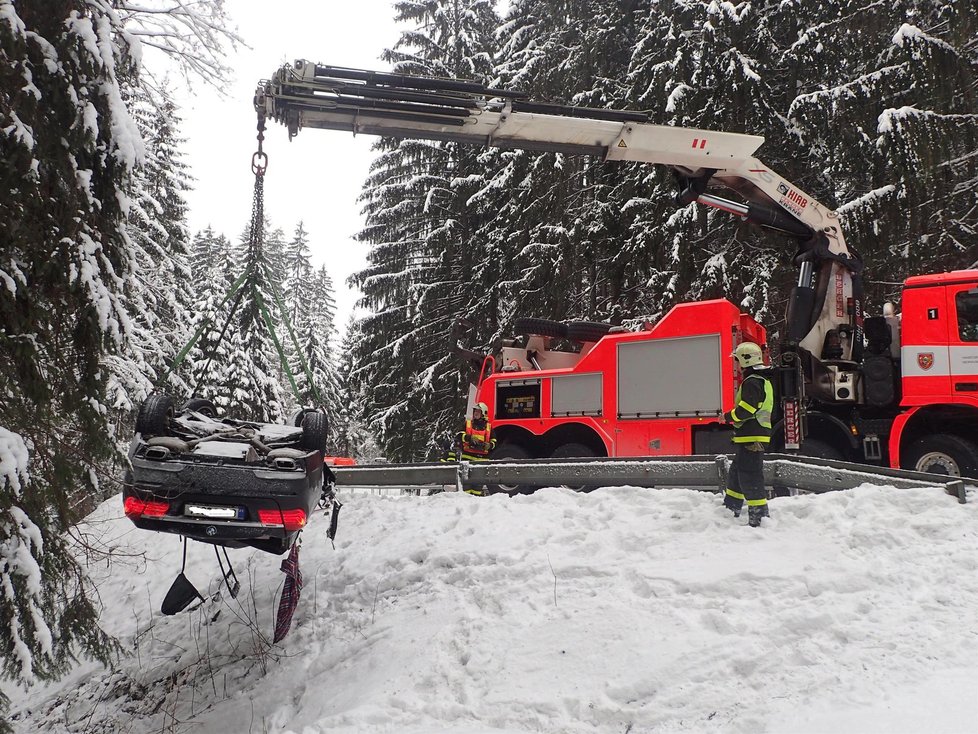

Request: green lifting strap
left=155, top=268, right=251, bottom=389
left=259, top=260, right=325, bottom=406
left=254, top=291, right=303, bottom=399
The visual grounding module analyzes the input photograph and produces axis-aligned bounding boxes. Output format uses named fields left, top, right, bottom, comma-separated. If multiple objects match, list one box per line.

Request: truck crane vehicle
left=255, top=61, right=978, bottom=485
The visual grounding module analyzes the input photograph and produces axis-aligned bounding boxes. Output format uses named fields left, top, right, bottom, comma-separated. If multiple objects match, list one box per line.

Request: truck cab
left=887, top=271, right=978, bottom=475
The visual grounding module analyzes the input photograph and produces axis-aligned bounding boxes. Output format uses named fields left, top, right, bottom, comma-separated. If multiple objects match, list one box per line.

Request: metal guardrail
left=332, top=454, right=970, bottom=503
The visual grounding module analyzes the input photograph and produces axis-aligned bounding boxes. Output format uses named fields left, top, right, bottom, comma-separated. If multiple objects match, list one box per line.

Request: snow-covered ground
left=6, top=484, right=978, bottom=733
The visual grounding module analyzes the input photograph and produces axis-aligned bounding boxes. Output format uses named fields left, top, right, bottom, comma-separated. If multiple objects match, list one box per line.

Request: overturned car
left=122, top=394, right=330, bottom=555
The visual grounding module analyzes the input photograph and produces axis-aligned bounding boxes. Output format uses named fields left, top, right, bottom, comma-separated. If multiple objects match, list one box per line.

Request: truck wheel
left=565, top=321, right=612, bottom=343
left=487, top=443, right=534, bottom=495
left=135, top=394, right=175, bottom=436
left=550, top=442, right=599, bottom=492
left=513, top=318, right=567, bottom=339
left=903, top=434, right=978, bottom=478
left=181, top=397, right=217, bottom=418
left=300, top=412, right=329, bottom=454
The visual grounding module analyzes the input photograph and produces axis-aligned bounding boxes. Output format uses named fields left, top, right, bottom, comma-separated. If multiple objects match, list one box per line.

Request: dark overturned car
left=123, top=394, right=330, bottom=555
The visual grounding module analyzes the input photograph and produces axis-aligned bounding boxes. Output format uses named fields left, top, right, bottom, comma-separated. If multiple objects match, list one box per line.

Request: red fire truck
left=467, top=269, right=978, bottom=484
left=256, top=62, right=978, bottom=481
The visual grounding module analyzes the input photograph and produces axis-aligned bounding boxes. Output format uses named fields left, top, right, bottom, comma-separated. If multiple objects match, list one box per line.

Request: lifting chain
left=248, top=115, right=267, bottom=259
left=252, top=113, right=268, bottom=176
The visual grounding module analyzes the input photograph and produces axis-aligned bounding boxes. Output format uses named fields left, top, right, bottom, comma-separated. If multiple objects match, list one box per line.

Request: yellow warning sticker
left=617, top=139, right=627, bottom=148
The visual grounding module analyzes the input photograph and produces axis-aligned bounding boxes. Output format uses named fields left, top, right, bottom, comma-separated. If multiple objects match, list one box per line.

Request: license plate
left=184, top=503, right=245, bottom=520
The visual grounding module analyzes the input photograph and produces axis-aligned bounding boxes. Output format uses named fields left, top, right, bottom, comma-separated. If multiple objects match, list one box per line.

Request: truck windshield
left=956, top=290, right=978, bottom=342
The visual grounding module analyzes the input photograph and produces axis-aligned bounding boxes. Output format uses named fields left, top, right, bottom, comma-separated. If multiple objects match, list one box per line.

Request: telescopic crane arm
left=255, top=60, right=864, bottom=370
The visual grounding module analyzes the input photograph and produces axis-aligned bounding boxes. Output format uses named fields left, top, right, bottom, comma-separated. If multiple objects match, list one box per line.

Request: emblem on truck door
left=917, top=353, right=934, bottom=371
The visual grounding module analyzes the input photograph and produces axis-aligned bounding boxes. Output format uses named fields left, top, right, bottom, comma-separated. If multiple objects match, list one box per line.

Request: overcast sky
left=176, top=1, right=404, bottom=328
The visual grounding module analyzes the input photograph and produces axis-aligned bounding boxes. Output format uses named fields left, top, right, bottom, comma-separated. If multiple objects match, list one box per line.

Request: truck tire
left=487, top=443, right=534, bottom=495
left=135, top=394, right=175, bottom=436
left=181, top=397, right=217, bottom=418
left=550, top=442, right=599, bottom=492
left=565, top=321, right=612, bottom=343
left=300, top=412, right=329, bottom=454
left=513, top=318, right=567, bottom=339
left=903, top=434, right=978, bottom=478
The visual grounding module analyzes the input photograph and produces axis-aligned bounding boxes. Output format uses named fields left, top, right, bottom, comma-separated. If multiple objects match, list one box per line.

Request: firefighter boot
left=723, top=490, right=744, bottom=517
left=747, top=504, right=770, bottom=527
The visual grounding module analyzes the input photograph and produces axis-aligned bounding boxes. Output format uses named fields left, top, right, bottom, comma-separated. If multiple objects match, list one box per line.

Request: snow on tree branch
left=0, top=428, right=29, bottom=499
left=110, top=0, right=244, bottom=95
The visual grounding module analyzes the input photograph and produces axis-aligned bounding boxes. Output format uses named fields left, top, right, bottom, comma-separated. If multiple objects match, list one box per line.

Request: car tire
left=487, top=442, right=534, bottom=495
left=550, top=442, right=599, bottom=492
left=903, top=434, right=978, bottom=478
left=513, top=318, right=568, bottom=339
left=135, top=394, right=175, bottom=436
left=565, top=321, right=612, bottom=343
left=182, top=397, right=217, bottom=418
left=300, top=412, right=329, bottom=453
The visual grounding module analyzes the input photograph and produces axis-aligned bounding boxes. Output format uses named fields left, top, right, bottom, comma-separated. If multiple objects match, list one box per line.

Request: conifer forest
left=0, top=0, right=975, bottom=725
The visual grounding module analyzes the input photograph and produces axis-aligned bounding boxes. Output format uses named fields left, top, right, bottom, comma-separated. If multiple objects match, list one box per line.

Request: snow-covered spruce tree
left=283, top=221, right=314, bottom=329
left=0, top=0, right=138, bottom=711
left=183, top=220, right=294, bottom=422
left=189, top=225, right=222, bottom=281
left=105, top=85, right=194, bottom=415
left=351, top=0, right=500, bottom=461
left=278, top=223, right=341, bottom=425
left=290, top=265, right=342, bottom=440
left=335, top=315, right=382, bottom=461
left=181, top=229, right=240, bottom=410
left=221, top=221, right=286, bottom=422
left=487, top=0, right=651, bottom=327
left=619, top=0, right=789, bottom=328
left=783, top=0, right=978, bottom=306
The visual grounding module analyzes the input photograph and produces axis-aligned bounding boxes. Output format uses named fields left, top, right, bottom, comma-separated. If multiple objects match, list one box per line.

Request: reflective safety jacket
left=724, top=369, right=774, bottom=444
left=461, top=418, right=493, bottom=458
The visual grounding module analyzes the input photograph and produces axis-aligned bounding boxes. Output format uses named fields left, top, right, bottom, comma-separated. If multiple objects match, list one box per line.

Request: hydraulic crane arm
left=256, top=62, right=846, bottom=245
left=255, top=61, right=864, bottom=367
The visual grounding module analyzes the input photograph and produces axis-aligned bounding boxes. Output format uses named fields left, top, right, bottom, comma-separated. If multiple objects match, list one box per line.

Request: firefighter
left=722, top=342, right=775, bottom=527
left=460, top=402, right=494, bottom=459
left=443, top=403, right=496, bottom=495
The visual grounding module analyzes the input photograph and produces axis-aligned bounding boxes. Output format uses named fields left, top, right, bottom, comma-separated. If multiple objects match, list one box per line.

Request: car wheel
left=182, top=397, right=217, bottom=418
left=550, top=442, right=599, bottom=492
left=135, top=394, right=175, bottom=436
left=487, top=442, right=534, bottom=495
left=513, top=318, right=568, bottom=339
left=565, top=321, right=612, bottom=343
left=903, top=434, right=978, bottom=478
left=300, top=412, right=329, bottom=453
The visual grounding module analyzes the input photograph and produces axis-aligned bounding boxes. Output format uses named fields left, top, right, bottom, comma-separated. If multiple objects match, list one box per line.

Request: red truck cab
left=888, top=270, right=978, bottom=472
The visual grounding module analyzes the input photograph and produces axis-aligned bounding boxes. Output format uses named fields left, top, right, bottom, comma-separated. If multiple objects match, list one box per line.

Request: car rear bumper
left=129, top=514, right=288, bottom=540
left=123, top=442, right=323, bottom=546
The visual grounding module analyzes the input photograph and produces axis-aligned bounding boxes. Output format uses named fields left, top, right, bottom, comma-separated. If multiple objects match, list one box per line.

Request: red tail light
left=257, top=508, right=307, bottom=531
left=124, top=496, right=169, bottom=518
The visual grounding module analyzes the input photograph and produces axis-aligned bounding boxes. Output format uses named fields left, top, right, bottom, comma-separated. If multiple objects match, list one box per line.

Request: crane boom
left=255, top=60, right=869, bottom=447
left=255, top=61, right=850, bottom=252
